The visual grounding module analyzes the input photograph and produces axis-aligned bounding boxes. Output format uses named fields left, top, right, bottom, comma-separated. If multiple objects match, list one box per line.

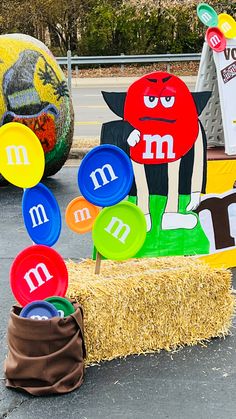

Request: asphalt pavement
left=0, top=166, right=236, bottom=419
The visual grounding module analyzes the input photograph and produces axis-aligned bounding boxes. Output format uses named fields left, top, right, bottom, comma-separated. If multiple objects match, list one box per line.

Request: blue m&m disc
left=19, top=300, right=59, bottom=320
left=22, top=183, right=61, bottom=247
left=78, top=144, right=133, bottom=207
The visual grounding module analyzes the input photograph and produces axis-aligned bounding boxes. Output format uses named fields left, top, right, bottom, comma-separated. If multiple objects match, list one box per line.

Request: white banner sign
left=213, top=39, right=236, bottom=155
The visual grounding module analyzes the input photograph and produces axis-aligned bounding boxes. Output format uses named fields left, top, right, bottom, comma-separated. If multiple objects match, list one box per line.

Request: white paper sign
left=213, top=39, right=236, bottom=155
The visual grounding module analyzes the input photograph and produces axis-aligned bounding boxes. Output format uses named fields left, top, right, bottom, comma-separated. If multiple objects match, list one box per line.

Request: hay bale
left=67, top=257, right=235, bottom=365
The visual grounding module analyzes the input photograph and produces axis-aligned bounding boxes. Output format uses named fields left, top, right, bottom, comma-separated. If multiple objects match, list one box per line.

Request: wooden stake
left=95, top=251, right=102, bottom=274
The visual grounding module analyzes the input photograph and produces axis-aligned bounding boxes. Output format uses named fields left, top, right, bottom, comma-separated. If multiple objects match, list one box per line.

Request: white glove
left=127, top=129, right=140, bottom=147
left=186, top=192, right=201, bottom=211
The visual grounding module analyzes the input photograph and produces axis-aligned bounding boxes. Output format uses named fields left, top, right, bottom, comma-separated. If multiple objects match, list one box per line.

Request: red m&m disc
left=10, top=245, right=68, bottom=306
left=206, top=27, right=226, bottom=52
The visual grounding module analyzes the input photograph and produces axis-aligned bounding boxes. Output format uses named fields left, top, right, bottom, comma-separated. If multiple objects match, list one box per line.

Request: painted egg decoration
left=0, top=33, right=74, bottom=184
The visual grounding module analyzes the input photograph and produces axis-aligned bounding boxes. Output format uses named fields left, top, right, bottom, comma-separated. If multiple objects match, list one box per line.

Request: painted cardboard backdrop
left=101, top=71, right=212, bottom=258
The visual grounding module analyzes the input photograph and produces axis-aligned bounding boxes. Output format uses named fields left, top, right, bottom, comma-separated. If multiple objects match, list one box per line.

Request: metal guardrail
left=56, top=53, right=201, bottom=65
left=56, top=51, right=201, bottom=91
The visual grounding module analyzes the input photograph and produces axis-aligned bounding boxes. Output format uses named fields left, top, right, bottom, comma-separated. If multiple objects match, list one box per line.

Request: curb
left=71, top=75, right=197, bottom=87
left=69, top=147, right=90, bottom=159
left=71, top=77, right=138, bottom=87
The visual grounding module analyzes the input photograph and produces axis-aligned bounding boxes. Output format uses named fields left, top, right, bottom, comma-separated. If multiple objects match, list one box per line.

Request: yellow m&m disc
left=0, top=122, right=45, bottom=188
left=218, top=13, right=236, bottom=39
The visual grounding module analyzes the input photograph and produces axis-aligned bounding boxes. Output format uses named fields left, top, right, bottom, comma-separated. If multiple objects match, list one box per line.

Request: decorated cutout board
left=98, top=4, right=236, bottom=268
left=100, top=72, right=211, bottom=259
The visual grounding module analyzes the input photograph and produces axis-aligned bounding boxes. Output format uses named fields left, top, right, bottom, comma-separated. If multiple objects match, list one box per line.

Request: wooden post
left=95, top=251, right=102, bottom=274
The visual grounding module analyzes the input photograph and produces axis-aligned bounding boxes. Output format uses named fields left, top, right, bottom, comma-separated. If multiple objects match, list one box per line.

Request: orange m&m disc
left=65, top=196, right=100, bottom=234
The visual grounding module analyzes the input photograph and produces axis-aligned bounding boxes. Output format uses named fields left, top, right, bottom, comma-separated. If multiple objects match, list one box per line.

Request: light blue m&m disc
left=22, top=183, right=61, bottom=246
left=78, top=144, right=134, bottom=207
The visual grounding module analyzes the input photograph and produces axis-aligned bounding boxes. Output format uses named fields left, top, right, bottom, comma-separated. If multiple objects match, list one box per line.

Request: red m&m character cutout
left=124, top=72, right=199, bottom=164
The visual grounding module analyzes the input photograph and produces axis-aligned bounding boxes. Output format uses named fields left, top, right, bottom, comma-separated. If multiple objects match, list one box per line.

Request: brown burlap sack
left=4, top=303, right=86, bottom=396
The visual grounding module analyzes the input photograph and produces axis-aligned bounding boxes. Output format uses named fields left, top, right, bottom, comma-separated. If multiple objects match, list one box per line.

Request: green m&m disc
left=45, top=296, right=75, bottom=318
left=197, top=3, right=218, bottom=27
left=92, top=201, right=146, bottom=260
